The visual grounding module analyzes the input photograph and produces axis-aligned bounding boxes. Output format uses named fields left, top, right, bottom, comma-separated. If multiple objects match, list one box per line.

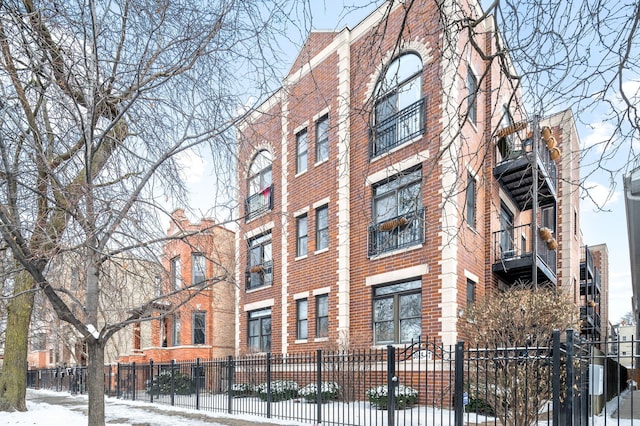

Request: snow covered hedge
left=255, top=380, right=299, bottom=402
left=366, top=384, right=418, bottom=409
left=298, top=381, right=340, bottom=403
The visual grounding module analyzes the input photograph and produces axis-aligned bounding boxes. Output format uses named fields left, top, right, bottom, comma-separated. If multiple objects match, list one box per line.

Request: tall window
left=192, top=253, right=206, bottom=286
left=248, top=308, right=271, bottom=352
left=316, top=294, right=329, bottom=338
left=316, top=115, right=329, bottom=163
left=247, top=232, right=273, bottom=289
left=372, top=53, right=424, bottom=156
left=171, top=256, right=181, bottom=290
left=467, top=66, right=478, bottom=124
left=296, top=214, right=308, bottom=257
left=296, top=129, right=308, bottom=174
left=370, top=167, right=424, bottom=255
left=466, top=172, right=476, bottom=227
left=246, top=150, right=273, bottom=219
left=466, top=279, right=476, bottom=307
left=316, top=205, right=329, bottom=251
left=297, top=299, right=308, bottom=340
left=373, top=280, right=421, bottom=344
left=193, top=312, right=206, bottom=345
left=172, top=315, right=181, bottom=346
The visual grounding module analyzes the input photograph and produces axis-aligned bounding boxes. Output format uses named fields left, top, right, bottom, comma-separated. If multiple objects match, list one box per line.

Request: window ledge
left=314, top=159, right=329, bottom=167
left=295, top=170, right=308, bottom=178
left=314, top=337, right=329, bottom=342
left=295, top=254, right=308, bottom=261
left=314, top=247, right=329, bottom=255
left=246, top=284, right=273, bottom=294
left=466, top=223, right=479, bottom=235
left=369, top=243, right=423, bottom=260
left=294, top=339, right=308, bottom=344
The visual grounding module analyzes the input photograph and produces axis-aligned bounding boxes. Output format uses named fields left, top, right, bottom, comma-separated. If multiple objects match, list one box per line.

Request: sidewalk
left=26, top=389, right=298, bottom=426
left=616, top=390, right=640, bottom=419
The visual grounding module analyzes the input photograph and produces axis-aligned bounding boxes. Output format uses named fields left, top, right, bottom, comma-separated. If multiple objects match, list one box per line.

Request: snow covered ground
left=1, top=388, right=638, bottom=425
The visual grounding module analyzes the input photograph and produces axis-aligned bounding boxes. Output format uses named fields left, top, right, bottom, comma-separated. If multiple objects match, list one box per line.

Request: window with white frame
left=297, top=299, right=308, bottom=340
left=316, top=205, right=329, bottom=251
left=296, top=214, right=308, bottom=257
left=316, top=115, right=329, bottom=163
left=171, top=256, right=181, bottom=290
left=466, top=171, right=476, bottom=228
left=246, top=150, right=273, bottom=219
left=316, top=294, right=328, bottom=338
left=296, top=129, right=308, bottom=174
left=172, top=315, right=181, bottom=346
left=193, top=312, right=206, bottom=344
left=192, top=253, right=206, bottom=286
left=248, top=308, right=271, bottom=352
left=247, top=232, right=273, bottom=290
left=372, top=53, right=424, bottom=157
left=373, top=280, right=421, bottom=344
left=467, top=66, right=478, bottom=124
left=369, top=167, right=424, bottom=256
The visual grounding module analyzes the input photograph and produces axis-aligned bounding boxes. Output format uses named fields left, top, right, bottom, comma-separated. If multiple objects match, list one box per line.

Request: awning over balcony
left=624, top=166, right=640, bottom=321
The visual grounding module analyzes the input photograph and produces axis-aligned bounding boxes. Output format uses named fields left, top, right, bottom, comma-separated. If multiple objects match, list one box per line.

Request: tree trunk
left=86, top=339, right=105, bottom=426
left=0, top=271, right=35, bottom=411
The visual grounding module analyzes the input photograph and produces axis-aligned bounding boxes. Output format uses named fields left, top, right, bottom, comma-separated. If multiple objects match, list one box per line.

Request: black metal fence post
left=195, top=358, right=201, bottom=410
left=316, top=349, right=322, bottom=422
left=387, top=345, right=396, bottom=425
left=552, top=330, right=560, bottom=426
left=454, top=341, right=464, bottom=426
left=266, top=352, right=272, bottom=419
left=566, top=329, right=575, bottom=426
left=226, top=355, right=233, bottom=414
left=132, top=362, right=137, bottom=401
left=149, top=360, right=154, bottom=403
left=116, top=363, right=121, bottom=398
left=170, top=359, right=175, bottom=406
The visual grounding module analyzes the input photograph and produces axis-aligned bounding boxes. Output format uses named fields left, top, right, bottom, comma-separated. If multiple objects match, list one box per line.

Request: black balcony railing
left=245, top=260, right=273, bottom=290
left=492, top=223, right=557, bottom=283
left=494, top=133, right=557, bottom=210
left=245, top=185, right=273, bottom=221
left=368, top=208, right=425, bottom=257
left=370, top=98, right=426, bottom=158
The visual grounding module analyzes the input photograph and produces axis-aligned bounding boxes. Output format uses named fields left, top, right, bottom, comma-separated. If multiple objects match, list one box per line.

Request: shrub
left=229, top=383, right=253, bottom=398
left=298, top=381, right=340, bottom=403
left=366, top=384, right=418, bottom=409
left=255, top=380, right=299, bottom=402
left=465, top=396, right=496, bottom=416
left=146, top=370, right=194, bottom=395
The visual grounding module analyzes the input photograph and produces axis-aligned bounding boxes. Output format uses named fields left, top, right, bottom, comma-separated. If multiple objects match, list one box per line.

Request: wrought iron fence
left=28, top=330, right=639, bottom=426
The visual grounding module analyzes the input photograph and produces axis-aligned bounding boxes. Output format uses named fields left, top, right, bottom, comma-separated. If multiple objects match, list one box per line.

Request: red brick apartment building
left=120, top=209, right=235, bottom=364
left=235, top=0, right=594, bottom=355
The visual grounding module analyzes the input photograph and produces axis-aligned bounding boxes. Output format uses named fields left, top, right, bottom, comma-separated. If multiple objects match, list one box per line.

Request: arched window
left=246, top=150, right=273, bottom=219
left=371, top=53, right=425, bottom=157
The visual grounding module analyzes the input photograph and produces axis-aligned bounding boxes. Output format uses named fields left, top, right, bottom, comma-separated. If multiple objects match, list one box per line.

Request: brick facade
left=236, top=0, right=583, bottom=355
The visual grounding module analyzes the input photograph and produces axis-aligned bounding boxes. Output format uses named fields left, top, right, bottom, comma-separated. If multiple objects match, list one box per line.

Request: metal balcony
left=370, top=98, right=426, bottom=158
left=368, top=208, right=425, bottom=257
left=492, top=223, right=557, bottom=285
left=245, top=260, right=273, bottom=290
left=493, top=135, right=557, bottom=211
left=580, top=306, right=601, bottom=337
left=245, top=184, right=273, bottom=221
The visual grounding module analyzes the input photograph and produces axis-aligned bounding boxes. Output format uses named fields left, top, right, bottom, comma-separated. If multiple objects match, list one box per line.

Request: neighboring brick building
left=235, top=0, right=584, bottom=354
left=120, top=209, right=235, bottom=364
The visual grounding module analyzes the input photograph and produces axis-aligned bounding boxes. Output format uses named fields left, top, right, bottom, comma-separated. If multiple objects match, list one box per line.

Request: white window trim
left=244, top=298, right=274, bottom=312
left=245, top=221, right=274, bottom=240
left=313, top=287, right=331, bottom=296
left=365, top=150, right=430, bottom=186
left=365, top=265, right=428, bottom=287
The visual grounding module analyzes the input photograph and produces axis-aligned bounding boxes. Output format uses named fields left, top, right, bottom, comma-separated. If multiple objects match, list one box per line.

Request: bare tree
left=460, top=284, right=578, bottom=426
left=0, top=0, right=295, bottom=423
